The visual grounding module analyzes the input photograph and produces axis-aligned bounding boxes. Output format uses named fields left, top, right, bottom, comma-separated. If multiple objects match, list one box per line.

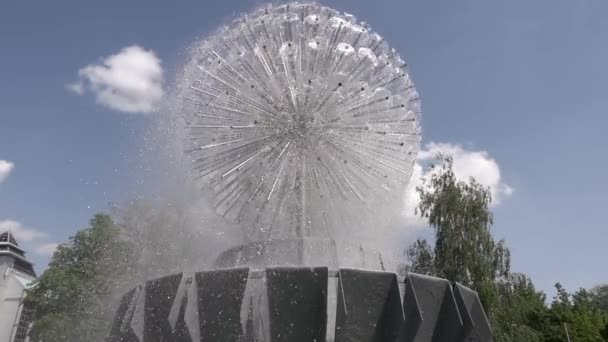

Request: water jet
left=109, top=3, right=492, bottom=341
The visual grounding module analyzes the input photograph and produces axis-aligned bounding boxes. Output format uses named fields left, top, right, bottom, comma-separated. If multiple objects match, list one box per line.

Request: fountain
left=108, top=3, right=492, bottom=341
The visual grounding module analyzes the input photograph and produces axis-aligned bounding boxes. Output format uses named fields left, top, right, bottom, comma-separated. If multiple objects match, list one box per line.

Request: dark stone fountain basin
left=108, top=267, right=492, bottom=341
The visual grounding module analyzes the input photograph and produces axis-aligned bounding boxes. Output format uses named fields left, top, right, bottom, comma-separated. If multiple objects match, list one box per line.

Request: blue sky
left=1, top=0, right=606, bottom=296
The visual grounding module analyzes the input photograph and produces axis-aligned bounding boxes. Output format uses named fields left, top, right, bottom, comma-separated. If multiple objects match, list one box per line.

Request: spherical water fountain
left=108, top=3, right=492, bottom=341
left=177, top=2, right=421, bottom=269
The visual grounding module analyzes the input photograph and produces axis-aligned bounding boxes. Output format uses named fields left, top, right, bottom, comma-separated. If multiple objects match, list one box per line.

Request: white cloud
left=0, top=160, right=14, bottom=184
left=33, top=243, right=59, bottom=257
left=419, top=142, right=514, bottom=203
left=66, top=82, right=84, bottom=95
left=69, top=45, right=164, bottom=113
left=0, top=220, right=47, bottom=242
left=403, top=142, right=513, bottom=227
left=0, top=219, right=60, bottom=257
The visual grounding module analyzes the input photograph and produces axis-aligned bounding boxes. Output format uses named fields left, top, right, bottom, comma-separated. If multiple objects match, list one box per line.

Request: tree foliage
left=408, top=155, right=510, bottom=311
left=406, top=155, right=608, bottom=341
left=26, top=213, right=134, bottom=341
left=590, top=284, right=608, bottom=313
left=493, top=273, right=547, bottom=342
left=540, top=283, right=607, bottom=342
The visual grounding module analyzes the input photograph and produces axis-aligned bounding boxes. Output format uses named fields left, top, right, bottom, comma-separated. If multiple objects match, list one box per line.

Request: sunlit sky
left=1, top=0, right=606, bottom=296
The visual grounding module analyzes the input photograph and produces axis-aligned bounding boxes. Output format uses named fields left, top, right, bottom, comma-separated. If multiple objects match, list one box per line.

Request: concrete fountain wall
left=108, top=267, right=492, bottom=341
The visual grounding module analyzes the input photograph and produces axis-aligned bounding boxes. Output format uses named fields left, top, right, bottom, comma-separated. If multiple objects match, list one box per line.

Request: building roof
left=0, top=231, right=36, bottom=278
left=0, top=231, right=25, bottom=254
left=0, top=231, right=19, bottom=246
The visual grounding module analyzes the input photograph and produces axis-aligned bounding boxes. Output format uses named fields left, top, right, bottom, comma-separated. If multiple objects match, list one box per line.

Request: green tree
left=541, top=283, right=607, bottom=342
left=407, top=155, right=510, bottom=312
left=406, top=238, right=435, bottom=275
left=589, top=284, right=608, bottom=312
left=406, top=155, right=608, bottom=341
left=493, top=273, right=547, bottom=341
left=26, top=213, right=134, bottom=341
left=588, top=284, right=608, bottom=340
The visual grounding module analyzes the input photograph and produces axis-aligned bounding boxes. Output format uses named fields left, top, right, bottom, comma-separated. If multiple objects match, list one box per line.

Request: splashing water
left=173, top=3, right=421, bottom=267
